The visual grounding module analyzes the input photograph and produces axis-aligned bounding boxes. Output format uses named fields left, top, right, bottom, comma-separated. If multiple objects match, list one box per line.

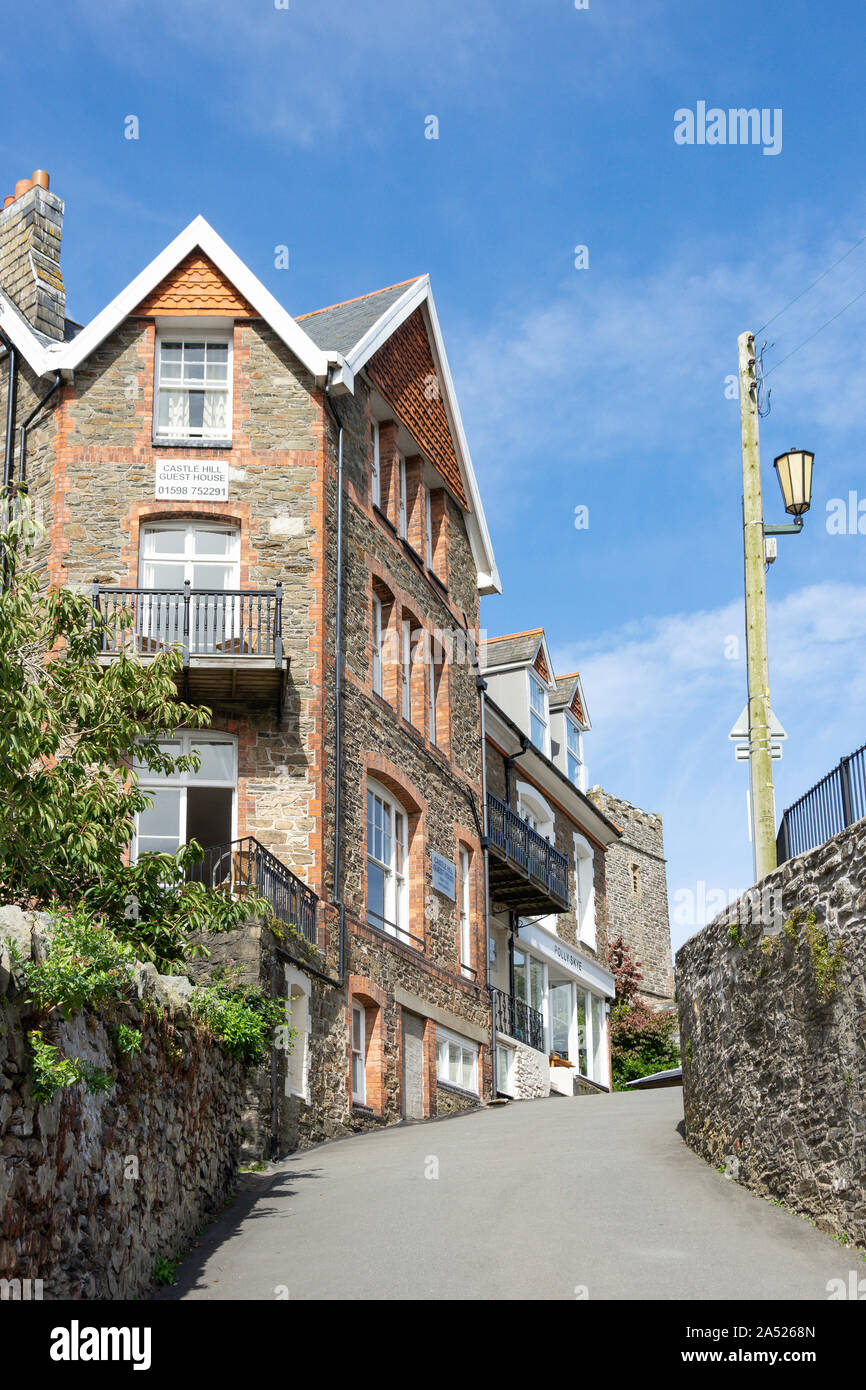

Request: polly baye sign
left=154, top=458, right=229, bottom=501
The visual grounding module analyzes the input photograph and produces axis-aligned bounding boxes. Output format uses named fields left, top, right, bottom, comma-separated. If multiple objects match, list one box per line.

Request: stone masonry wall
left=676, top=821, right=866, bottom=1248
left=0, top=910, right=246, bottom=1299
left=588, top=787, right=674, bottom=1007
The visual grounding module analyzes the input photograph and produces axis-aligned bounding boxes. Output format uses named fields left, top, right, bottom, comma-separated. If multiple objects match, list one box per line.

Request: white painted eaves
left=1, top=216, right=339, bottom=382
left=339, top=275, right=501, bottom=596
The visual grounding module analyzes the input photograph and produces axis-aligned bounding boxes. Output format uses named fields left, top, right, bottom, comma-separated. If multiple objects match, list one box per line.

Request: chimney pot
left=3, top=196, right=14, bottom=209
left=32, top=170, right=49, bottom=190
left=14, top=178, right=33, bottom=198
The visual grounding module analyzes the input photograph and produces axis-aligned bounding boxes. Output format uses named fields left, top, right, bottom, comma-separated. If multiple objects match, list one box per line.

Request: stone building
left=587, top=789, right=675, bottom=1009
left=0, top=170, right=500, bottom=1152
left=481, top=630, right=621, bottom=1097
left=0, top=168, right=672, bottom=1153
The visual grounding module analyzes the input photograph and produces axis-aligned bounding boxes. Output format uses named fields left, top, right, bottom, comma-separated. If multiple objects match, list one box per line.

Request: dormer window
left=155, top=334, right=231, bottom=441
left=528, top=671, right=549, bottom=753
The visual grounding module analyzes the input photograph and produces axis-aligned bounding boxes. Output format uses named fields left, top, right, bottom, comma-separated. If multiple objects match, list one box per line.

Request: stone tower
left=588, top=787, right=675, bottom=1010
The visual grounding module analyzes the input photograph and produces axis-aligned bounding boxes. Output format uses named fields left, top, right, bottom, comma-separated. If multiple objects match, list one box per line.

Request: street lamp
left=737, top=334, right=815, bottom=882
left=772, top=449, right=814, bottom=520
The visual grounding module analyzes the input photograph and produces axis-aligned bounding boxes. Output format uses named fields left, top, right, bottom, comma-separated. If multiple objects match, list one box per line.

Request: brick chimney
left=0, top=170, right=66, bottom=340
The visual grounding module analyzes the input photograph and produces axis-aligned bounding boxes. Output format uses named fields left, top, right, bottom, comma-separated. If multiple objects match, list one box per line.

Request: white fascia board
left=0, top=292, right=53, bottom=376
left=574, top=673, right=591, bottom=731
left=344, top=275, right=430, bottom=377
left=49, top=217, right=339, bottom=381
left=421, top=293, right=501, bottom=595
left=535, top=632, right=554, bottom=687
left=348, top=276, right=501, bottom=597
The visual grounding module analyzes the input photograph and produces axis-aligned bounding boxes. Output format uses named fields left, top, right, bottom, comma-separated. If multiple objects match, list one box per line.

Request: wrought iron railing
left=187, top=836, right=318, bottom=944
left=491, top=986, right=545, bottom=1053
left=777, top=741, right=866, bottom=863
left=92, top=582, right=283, bottom=668
left=486, top=791, right=569, bottom=904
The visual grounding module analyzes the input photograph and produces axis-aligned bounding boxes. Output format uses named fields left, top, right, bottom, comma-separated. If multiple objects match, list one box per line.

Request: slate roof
left=297, top=279, right=421, bottom=354
left=550, top=674, right=579, bottom=708
left=481, top=630, right=544, bottom=670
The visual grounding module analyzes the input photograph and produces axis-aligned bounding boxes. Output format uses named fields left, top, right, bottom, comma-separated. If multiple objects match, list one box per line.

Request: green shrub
left=189, top=981, right=287, bottom=1066
left=609, top=1001, right=680, bottom=1091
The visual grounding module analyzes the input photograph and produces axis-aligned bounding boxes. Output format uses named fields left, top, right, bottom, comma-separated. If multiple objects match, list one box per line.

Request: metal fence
left=92, top=582, right=283, bottom=667
left=777, top=741, right=866, bottom=863
left=486, top=791, right=569, bottom=904
left=491, top=986, right=545, bottom=1053
left=188, top=835, right=318, bottom=944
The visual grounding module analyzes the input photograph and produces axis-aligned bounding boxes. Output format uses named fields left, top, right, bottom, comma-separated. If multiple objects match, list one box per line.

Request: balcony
left=188, top=836, right=318, bottom=945
left=486, top=791, right=570, bottom=915
left=491, top=986, right=545, bottom=1053
left=92, top=582, right=287, bottom=709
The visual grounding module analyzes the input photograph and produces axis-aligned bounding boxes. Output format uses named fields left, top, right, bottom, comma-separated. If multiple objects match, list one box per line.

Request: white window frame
left=351, top=1002, right=367, bottom=1105
left=366, top=779, right=409, bottom=942
left=401, top=618, right=412, bottom=721
left=139, top=520, right=241, bottom=585
left=496, top=1043, right=515, bottom=1097
left=425, top=487, right=434, bottom=569
left=371, top=421, right=381, bottom=508
left=372, top=595, right=383, bottom=696
left=458, top=845, right=472, bottom=978
left=566, top=715, right=584, bottom=788
left=284, top=966, right=311, bottom=1102
left=398, top=454, right=408, bottom=538
left=436, top=1028, right=479, bottom=1095
left=153, top=331, right=232, bottom=442
left=528, top=670, right=549, bottom=754
left=574, top=832, right=597, bottom=950
left=132, top=731, right=237, bottom=861
left=428, top=647, right=438, bottom=744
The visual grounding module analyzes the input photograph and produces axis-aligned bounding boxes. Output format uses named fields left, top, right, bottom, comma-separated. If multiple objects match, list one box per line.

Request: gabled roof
left=551, top=671, right=591, bottom=731
left=0, top=216, right=334, bottom=382
left=298, top=279, right=422, bottom=355
left=312, top=273, right=500, bottom=594
left=482, top=628, right=552, bottom=678
left=0, top=214, right=500, bottom=595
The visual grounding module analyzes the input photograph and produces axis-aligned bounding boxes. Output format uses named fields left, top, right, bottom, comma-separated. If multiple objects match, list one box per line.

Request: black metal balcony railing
left=491, top=986, right=545, bottom=1054
left=777, top=740, right=866, bottom=863
left=187, top=836, right=318, bottom=945
left=486, top=791, right=569, bottom=905
left=92, top=582, right=284, bottom=668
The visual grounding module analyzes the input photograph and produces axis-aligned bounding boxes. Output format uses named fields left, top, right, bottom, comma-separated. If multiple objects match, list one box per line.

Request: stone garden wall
left=676, top=822, right=866, bottom=1248
left=0, top=909, right=246, bottom=1299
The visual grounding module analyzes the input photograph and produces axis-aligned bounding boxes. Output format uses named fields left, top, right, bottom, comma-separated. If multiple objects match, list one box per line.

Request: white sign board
left=154, top=459, right=229, bottom=502
left=431, top=851, right=456, bottom=900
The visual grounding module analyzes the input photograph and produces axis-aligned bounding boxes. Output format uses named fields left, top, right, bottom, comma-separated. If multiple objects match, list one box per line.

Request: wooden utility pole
left=738, top=331, right=777, bottom=882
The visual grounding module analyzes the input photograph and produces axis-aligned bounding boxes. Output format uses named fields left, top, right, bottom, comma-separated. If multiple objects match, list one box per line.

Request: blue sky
left=2, top=0, right=865, bottom=951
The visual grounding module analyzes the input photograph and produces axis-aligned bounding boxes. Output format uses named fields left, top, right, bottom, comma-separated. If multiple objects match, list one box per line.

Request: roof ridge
left=297, top=276, right=423, bottom=321
left=484, top=628, right=544, bottom=643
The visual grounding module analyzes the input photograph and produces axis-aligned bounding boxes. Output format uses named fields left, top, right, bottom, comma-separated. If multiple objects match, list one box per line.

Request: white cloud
left=551, top=581, right=866, bottom=951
